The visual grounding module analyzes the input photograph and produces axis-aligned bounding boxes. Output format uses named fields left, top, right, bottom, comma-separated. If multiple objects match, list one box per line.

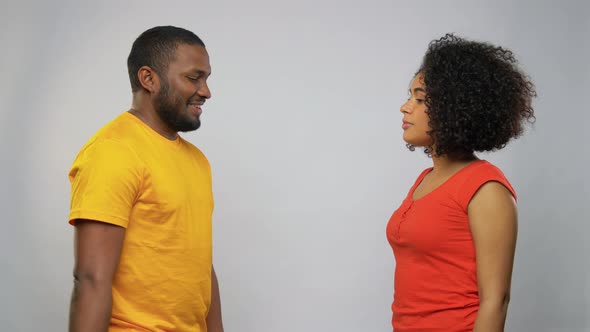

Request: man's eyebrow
left=188, top=69, right=212, bottom=76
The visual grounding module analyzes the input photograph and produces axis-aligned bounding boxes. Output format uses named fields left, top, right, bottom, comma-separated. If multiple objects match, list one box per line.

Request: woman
left=386, top=34, right=536, bottom=331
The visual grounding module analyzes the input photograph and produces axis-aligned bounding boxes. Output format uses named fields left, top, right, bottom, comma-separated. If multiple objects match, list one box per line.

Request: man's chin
left=176, top=120, right=201, bottom=132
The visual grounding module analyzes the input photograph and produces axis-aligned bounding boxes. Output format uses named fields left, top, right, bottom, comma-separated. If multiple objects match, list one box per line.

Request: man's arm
left=206, top=266, right=224, bottom=332
left=69, top=220, right=126, bottom=332
left=469, top=182, right=518, bottom=332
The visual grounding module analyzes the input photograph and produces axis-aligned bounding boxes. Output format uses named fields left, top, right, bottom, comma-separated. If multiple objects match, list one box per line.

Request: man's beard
left=154, top=81, right=201, bottom=132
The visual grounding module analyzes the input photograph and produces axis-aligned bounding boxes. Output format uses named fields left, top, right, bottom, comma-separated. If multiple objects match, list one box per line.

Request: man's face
left=154, top=44, right=212, bottom=133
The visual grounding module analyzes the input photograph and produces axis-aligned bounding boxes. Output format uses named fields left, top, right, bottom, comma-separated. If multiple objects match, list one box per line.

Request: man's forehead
left=171, top=44, right=210, bottom=70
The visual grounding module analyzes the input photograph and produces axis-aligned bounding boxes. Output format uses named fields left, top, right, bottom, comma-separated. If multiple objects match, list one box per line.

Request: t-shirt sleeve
left=457, top=165, right=517, bottom=212
left=68, top=139, right=144, bottom=228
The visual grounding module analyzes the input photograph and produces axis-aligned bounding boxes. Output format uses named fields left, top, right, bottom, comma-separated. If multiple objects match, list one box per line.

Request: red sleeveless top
left=386, top=160, right=516, bottom=331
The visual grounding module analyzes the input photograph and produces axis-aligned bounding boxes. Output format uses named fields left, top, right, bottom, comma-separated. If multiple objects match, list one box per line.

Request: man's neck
left=130, top=95, right=178, bottom=140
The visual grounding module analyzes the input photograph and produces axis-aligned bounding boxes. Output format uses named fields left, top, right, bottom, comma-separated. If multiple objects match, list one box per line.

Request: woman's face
left=400, top=73, right=433, bottom=148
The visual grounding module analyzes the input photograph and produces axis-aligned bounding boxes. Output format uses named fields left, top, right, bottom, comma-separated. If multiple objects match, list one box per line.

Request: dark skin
left=411, top=156, right=516, bottom=332
left=69, top=220, right=125, bottom=332
left=401, top=74, right=517, bottom=332
left=69, top=44, right=223, bottom=332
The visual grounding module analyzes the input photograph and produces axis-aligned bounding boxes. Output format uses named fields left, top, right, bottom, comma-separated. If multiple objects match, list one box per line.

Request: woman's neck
left=431, top=153, right=479, bottom=176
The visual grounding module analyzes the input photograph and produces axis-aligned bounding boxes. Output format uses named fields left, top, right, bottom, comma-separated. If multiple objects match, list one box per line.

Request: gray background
left=1, top=0, right=588, bottom=331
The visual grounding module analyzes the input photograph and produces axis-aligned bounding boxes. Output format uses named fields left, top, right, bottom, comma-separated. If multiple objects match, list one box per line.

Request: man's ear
left=137, top=66, right=160, bottom=94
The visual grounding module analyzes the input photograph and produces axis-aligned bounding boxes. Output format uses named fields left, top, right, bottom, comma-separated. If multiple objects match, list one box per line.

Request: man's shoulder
left=80, top=113, right=141, bottom=147
left=94, top=112, right=140, bottom=140
left=73, top=113, right=143, bottom=163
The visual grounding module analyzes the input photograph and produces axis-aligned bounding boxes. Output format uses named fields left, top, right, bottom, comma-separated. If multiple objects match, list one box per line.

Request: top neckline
left=409, top=160, right=487, bottom=202
left=123, top=111, right=183, bottom=149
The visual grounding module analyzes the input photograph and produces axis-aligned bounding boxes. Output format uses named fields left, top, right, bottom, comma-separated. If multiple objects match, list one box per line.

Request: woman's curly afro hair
left=414, top=33, right=536, bottom=159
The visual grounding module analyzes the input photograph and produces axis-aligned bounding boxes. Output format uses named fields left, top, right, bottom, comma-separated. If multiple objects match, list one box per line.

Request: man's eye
left=187, top=76, right=198, bottom=81
left=416, top=99, right=425, bottom=104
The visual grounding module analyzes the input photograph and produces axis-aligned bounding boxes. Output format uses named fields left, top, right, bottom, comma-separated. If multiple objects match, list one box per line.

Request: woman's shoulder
left=453, top=160, right=517, bottom=207
left=463, top=160, right=508, bottom=179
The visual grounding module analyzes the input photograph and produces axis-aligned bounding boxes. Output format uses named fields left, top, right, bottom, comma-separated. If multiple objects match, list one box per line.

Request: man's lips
left=188, top=103, right=203, bottom=116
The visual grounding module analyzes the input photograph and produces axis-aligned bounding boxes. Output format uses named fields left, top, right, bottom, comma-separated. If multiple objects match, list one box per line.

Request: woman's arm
left=469, top=182, right=518, bottom=332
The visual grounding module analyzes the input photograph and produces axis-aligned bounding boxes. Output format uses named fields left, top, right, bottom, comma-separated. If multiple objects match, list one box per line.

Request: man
left=68, top=26, right=223, bottom=332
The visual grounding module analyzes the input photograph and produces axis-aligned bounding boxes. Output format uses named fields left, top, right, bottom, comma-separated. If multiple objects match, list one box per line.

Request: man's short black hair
left=127, top=26, right=205, bottom=92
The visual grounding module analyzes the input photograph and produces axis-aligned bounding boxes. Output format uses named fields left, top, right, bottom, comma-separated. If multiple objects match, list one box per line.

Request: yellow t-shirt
left=69, top=112, right=214, bottom=331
